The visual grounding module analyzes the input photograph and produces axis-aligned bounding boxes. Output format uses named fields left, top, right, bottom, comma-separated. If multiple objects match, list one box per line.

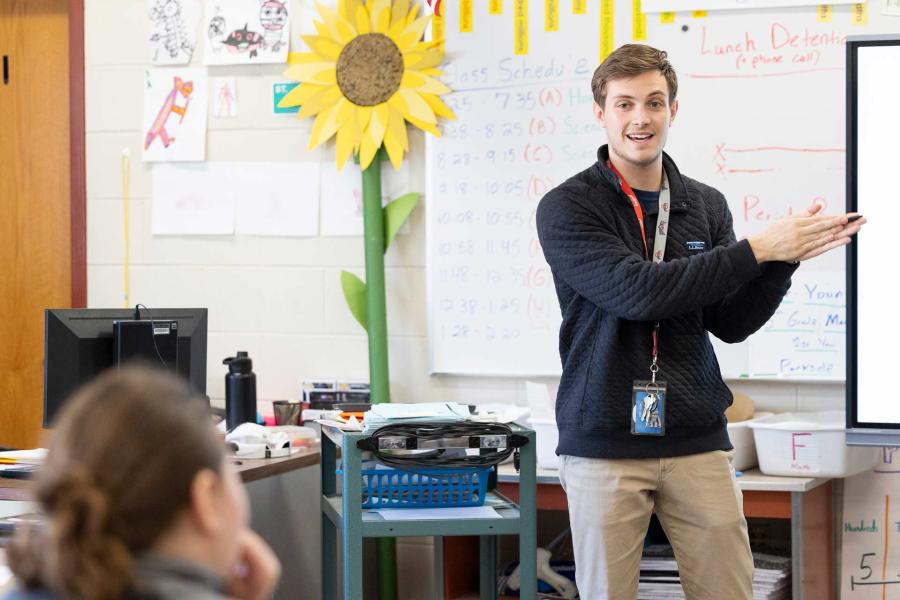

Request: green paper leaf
left=383, top=192, right=421, bottom=252
left=340, top=271, right=368, bottom=332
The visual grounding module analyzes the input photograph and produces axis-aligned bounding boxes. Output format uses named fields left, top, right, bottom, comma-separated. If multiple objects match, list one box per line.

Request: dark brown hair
left=591, top=44, right=678, bottom=108
left=8, top=366, right=223, bottom=600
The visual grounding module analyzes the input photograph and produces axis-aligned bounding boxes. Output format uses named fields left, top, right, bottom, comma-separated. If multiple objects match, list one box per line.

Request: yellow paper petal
left=287, top=51, right=318, bottom=65
left=279, top=82, right=325, bottom=109
left=359, top=134, right=380, bottom=170
left=387, top=91, right=408, bottom=117
left=359, top=103, right=389, bottom=168
left=313, top=19, right=334, bottom=39
left=396, top=15, right=431, bottom=53
left=370, top=0, right=391, bottom=31
left=356, top=105, right=373, bottom=132
left=335, top=113, right=361, bottom=170
left=401, top=71, right=451, bottom=95
left=406, top=47, right=443, bottom=70
left=308, top=101, right=344, bottom=149
left=398, top=88, right=436, bottom=124
left=406, top=2, right=421, bottom=25
left=402, top=52, right=422, bottom=68
left=383, top=112, right=406, bottom=170
left=388, top=105, right=409, bottom=151
left=422, top=93, right=456, bottom=120
left=391, top=0, right=411, bottom=29
left=334, top=97, right=356, bottom=127
left=301, top=35, right=344, bottom=61
left=388, top=18, right=406, bottom=43
left=406, top=114, right=441, bottom=137
left=297, top=85, right=343, bottom=118
left=404, top=14, right=431, bottom=41
left=338, top=0, right=362, bottom=22
left=312, top=98, right=357, bottom=149
left=355, top=5, right=371, bottom=34
left=315, top=2, right=358, bottom=43
left=285, top=62, right=337, bottom=85
left=368, top=103, right=390, bottom=144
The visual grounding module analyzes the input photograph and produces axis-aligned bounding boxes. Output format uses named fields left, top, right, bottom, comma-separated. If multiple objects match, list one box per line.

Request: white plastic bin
left=527, top=417, right=559, bottom=470
left=726, top=412, right=773, bottom=471
left=748, top=411, right=879, bottom=477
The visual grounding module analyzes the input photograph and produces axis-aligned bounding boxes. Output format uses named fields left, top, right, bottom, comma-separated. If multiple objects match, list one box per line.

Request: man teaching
left=536, top=44, right=864, bottom=599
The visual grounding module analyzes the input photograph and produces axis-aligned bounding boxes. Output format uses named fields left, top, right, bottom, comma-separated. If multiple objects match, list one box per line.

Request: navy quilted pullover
left=536, top=146, right=797, bottom=458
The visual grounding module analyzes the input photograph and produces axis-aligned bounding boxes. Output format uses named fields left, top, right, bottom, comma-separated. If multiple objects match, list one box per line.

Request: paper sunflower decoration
left=280, top=0, right=454, bottom=170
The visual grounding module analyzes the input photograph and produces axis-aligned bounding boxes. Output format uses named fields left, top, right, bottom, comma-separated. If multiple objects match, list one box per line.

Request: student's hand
left=748, top=213, right=853, bottom=263
left=226, top=529, right=282, bottom=600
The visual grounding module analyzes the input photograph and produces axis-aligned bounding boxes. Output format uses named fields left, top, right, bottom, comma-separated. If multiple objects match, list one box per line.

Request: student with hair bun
left=3, top=366, right=281, bottom=600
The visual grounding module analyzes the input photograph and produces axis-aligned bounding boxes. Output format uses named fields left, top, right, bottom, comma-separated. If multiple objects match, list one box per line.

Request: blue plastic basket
left=346, top=462, right=492, bottom=508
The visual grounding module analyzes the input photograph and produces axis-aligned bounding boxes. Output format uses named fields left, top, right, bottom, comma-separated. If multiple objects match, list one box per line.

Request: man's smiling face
left=594, top=70, right=678, bottom=175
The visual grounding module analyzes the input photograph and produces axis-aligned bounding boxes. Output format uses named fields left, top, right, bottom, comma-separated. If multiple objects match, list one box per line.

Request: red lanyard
left=607, top=160, right=650, bottom=259
left=607, top=160, right=666, bottom=371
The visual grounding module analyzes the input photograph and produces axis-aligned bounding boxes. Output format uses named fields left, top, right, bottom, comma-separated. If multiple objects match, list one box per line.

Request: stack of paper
left=750, top=553, right=791, bottom=600
left=361, top=402, right=472, bottom=433
left=637, top=546, right=790, bottom=600
left=0, top=448, right=46, bottom=468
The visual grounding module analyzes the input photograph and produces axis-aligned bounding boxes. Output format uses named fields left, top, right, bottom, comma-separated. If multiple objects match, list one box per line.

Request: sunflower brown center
left=336, top=33, right=404, bottom=106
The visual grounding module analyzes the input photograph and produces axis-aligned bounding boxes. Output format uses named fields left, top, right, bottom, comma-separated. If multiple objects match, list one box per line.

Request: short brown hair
left=591, top=44, right=678, bottom=108
left=8, top=366, right=222, bottom=600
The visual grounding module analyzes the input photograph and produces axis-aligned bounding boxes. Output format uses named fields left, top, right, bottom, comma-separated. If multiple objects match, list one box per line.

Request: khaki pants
left=558, top=451, right=753, bottom=600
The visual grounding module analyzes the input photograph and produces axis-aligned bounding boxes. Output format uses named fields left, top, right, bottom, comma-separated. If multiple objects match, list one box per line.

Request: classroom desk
left=496, top=464, right=835, bottom=600
left=233, top=446, right=320, bottom=481
left=0, top=447, right=320, bottom=499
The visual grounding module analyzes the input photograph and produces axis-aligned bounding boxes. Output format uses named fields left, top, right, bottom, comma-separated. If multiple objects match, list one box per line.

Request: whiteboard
left=426, top=3, right=896, bottom=378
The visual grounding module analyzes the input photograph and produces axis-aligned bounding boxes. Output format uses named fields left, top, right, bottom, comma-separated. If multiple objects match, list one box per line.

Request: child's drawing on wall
left=259, top=0, right=288, bottom=52
left=212, top=77, right=238, bottom=118
left=143, top=68, right=209, bottom=162
left=207, top=9, right=227, bottom=52
left=148, top=0, right=201, bottom=65
left=203, top=0, right=290, bottom=65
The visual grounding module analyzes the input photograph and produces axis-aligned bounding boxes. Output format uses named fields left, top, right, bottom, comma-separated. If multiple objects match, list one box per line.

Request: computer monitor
left=43, top=308, right=208, bottom=427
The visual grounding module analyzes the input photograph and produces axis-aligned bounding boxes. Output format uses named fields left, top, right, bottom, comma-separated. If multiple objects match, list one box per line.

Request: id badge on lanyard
left=607, top=161, right=671, bottom=436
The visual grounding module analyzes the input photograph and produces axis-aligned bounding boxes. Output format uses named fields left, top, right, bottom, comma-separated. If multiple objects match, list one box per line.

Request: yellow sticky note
left=816, top=5, right=832, bottom=22
left=852, top=2, right=868, bottom=25
left=432, top=12, right=444, bottom=51
left=633, top=0, right=647, bottom=40
left=660, top=11, right=675, bottom=24
left=460, top=0, right=473, bottom=32
left=515, top=0, right=528, bottom=55
left=489, top=0, right=503, bottom=14
left=692, top=10, right=708, bottom=17
left=601, top=0, right=614, bottom=62
left=546, top=0, right=559, bottom=30
left=573, top=0, right=586, bottom=14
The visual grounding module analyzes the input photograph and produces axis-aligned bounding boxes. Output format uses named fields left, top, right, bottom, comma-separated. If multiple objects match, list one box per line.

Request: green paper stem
left=362, top=154, right=390, bottom=406
left=377, top=538, right=398, bottom=600
left=361, top=151, right=398, bottom=600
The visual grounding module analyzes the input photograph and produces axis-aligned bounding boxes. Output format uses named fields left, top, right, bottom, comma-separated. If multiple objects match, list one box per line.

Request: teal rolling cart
left=320, top=423, right=537, bottom=599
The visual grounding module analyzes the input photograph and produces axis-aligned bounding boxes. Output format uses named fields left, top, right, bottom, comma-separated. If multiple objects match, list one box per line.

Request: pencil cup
left=273, top=401, right=302, bottom=426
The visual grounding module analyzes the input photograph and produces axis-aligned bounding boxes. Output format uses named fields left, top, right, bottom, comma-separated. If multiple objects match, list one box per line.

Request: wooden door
left=0, top=0, right=73, bottom=448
